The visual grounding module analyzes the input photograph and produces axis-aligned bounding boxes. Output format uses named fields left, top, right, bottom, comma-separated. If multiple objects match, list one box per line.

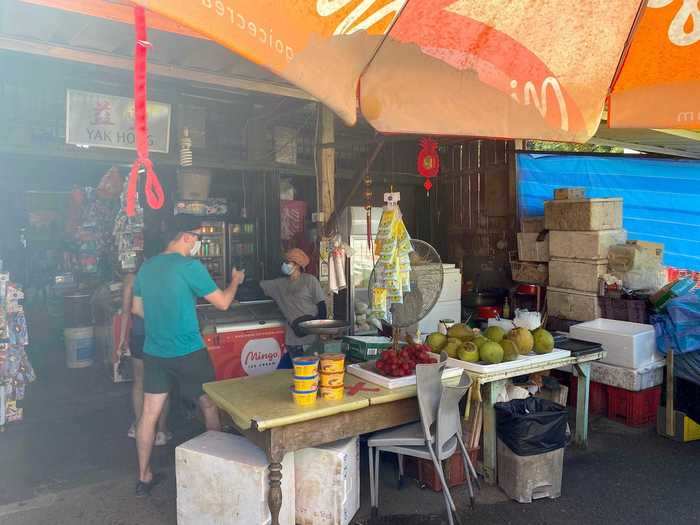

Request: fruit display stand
left=347, top=360, right=463, bottom=389
left=446, top=350, right=571, bottom=374
left=202, top=353, right=605, bottom=525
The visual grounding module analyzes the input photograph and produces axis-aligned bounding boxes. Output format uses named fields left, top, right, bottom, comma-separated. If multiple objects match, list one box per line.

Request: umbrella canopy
left=609, top=0, right=700, bottom=129
left=133, top=0, right=644, bottom=141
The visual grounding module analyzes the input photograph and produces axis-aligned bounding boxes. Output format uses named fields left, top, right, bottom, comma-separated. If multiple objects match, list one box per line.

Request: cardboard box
left=554, top=187, right=585, bottom=200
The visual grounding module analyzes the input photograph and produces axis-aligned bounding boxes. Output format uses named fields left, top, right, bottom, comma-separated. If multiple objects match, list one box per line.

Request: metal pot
left=461, top=287, right=508, bottom=308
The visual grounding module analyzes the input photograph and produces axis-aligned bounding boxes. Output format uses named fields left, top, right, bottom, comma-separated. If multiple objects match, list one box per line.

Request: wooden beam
left=318, top=105, right=336, bottom=224
left=0, top=34, right=316, bottom=101
left=19, top=0, right=207, bottom=40
left=589, top=137, right=700, bottom=159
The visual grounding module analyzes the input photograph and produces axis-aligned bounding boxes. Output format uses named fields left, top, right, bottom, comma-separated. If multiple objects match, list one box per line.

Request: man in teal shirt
left=132, top=216, right=245, bottom=497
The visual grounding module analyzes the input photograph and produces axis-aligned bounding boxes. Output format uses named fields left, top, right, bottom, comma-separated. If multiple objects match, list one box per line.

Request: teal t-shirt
left=134, top=253, right=218, bottom=358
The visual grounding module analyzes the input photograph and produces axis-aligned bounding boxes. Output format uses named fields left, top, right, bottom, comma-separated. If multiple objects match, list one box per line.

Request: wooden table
left=204, top=351, right=604, bottom=525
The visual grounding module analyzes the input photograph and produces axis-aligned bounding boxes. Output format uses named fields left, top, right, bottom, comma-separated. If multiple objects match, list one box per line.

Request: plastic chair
left=368, top=353, right=447, bottom=493
left=368, top=370, right=477, bottom=525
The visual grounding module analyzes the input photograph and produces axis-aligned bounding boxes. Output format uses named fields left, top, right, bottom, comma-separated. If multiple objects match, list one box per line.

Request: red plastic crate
left=568, top=377, right=608, bottom=416
left=606, top=385, right=662, bottom=427
left=404, top=448, right=479, bottom=492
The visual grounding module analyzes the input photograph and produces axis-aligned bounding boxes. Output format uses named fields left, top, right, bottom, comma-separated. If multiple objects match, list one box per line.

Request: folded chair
left=368, top=369, right=477, bottom=525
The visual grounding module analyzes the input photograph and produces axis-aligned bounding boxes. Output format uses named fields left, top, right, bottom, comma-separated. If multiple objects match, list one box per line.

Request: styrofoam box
left=419, top=299, right=461, bottom=336
left=549, top=258, right=608, bottom=294
left=573, top=359, right=665, bottom=391
left=547, top=287, right=601, bottom=321
left=549, top=229, right=627, bottom=260
left=440, top=266, right=463, bottom=302
left=570, top=318, right=663, bottom=370
left=176, top=431, right=295, bottom=525
left=295, top=437, right=360, bottom=525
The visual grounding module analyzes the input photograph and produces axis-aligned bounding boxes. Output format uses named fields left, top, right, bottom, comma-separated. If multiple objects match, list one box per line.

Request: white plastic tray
left=346, top=361, right=464, bottom=389
left=446, top=349, right=571, bottom=374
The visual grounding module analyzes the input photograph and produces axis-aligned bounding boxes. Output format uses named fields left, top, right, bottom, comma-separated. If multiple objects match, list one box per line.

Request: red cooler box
left=205, top=321, right=287, bottom=380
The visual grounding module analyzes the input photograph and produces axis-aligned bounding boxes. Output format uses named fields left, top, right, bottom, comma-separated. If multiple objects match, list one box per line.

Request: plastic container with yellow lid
left=320, top=353, right=345, bottom=374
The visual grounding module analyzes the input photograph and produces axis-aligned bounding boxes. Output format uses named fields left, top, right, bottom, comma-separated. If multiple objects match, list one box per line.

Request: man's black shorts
left=143, top=348, right=215, bottom=402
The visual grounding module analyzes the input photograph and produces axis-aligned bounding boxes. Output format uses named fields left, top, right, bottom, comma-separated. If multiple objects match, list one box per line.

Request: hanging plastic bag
left=495, top=397, right=568, bottom=456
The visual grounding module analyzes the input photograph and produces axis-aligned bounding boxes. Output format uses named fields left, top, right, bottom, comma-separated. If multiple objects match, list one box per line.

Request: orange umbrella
left=609, top=0, right=700, bottom=129
left=131, top=0, right=643, bottom=142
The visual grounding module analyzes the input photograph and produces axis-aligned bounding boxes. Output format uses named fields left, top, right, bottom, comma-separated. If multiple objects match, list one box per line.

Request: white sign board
left=66, top=89, right=171, bottom=153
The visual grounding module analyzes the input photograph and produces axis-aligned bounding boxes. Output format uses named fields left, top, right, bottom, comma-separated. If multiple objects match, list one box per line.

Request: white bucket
left=65, top=326, right=95, bottom=368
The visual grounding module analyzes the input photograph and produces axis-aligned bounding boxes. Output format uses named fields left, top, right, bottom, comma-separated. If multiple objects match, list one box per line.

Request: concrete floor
left=2, top=332, right=700, bottom=525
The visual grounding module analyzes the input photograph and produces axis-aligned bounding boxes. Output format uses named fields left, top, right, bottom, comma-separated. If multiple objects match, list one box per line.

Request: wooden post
left=574, top=362, right=591, bottom=448
left=482, top=379, right=507, bottom=484
left=318, top=105, right=335, bottom=224
left=665, top=349, right=675, bottom=437
left=317, top=105, right=335, bottom=315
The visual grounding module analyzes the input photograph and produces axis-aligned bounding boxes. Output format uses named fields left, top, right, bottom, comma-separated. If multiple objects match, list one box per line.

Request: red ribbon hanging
left=126, top=6, right=165, bottom=217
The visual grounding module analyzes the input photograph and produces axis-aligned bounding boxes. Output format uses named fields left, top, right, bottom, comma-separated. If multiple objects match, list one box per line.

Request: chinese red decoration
left=417, top=137, right=440, bottom=194
left=126, top=6, right=165, bottom=217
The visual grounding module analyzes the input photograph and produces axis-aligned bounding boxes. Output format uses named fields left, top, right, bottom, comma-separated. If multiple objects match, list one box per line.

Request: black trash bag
left=495, top=397, right=568, bottom=456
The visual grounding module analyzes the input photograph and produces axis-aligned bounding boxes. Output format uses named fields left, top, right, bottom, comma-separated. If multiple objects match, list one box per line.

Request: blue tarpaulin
left=651, top=291, right=700, bottom=355
left=517, top=154, right=700, bottom=271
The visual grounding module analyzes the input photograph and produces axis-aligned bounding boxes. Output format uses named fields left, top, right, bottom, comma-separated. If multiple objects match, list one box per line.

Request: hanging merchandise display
left=417, top=138, right=440, bottom=194
left=0, top=262, right=35, bottom=429
left=370, top=194, right=413, bottom=320
left=74, top=183, right=121, bottom=276
left=114, top=177, right=145, bottom=272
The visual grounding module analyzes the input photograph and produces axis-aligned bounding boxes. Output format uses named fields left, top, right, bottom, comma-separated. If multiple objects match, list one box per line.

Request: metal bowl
left=298, top=319, right=350, bottom=336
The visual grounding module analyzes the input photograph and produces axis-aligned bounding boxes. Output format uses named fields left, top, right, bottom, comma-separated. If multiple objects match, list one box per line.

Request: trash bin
left=495, top=397, right=568, bottom=503
left=495, top=397, right=568, bottom=456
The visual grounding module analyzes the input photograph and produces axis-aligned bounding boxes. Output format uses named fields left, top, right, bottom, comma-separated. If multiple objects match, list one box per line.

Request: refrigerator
left=193, top=220, right=227, bottom=289
left=336, top=206, right=384, bottom=334
left=228, top=220, right=262, bottom=282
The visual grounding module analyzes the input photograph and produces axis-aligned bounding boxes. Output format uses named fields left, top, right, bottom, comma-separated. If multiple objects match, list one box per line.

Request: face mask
left=281, top=262, right=295, bottom=276
left=190, top=240, right=201, bottom=257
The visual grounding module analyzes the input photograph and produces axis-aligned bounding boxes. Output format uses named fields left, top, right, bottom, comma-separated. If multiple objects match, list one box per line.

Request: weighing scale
left=297, top=319, right=350, bottom=354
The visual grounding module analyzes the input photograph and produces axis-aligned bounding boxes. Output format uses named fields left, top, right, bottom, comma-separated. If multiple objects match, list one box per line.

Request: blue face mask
left=281, top=262, right=295, bottom=276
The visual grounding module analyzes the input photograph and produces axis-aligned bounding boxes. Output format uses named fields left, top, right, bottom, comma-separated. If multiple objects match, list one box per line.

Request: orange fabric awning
left=130, top=0, right=643, bottom=142
left=609, top=0, right=700, bottom=129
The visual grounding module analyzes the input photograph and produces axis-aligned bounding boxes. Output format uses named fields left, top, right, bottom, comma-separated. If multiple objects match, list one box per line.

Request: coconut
left=500, top=339, right=520, bottom=362
left=458, top=341, right=480, bottom=363
left=533, top=328, right=555, bottom=354
left=484, top=326, right=506, bottom=343
left=507, top=327, right=535, bottom=355
left=480, top=341, right=504, bottom=364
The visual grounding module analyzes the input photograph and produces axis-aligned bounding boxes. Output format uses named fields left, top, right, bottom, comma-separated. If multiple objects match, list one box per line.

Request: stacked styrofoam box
left=570, top=319, right=664, bottom=390
left=512, top=217, right=549, bottom=285
left=176, top=431, right=295, bottom=525
left=294, top=437, right=360, bottom=525
left=545, top=191, right=626, bottom=322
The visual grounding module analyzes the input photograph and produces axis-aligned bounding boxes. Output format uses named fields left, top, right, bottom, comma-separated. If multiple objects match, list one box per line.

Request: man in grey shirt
left=260, top=248, right=326, bottom=358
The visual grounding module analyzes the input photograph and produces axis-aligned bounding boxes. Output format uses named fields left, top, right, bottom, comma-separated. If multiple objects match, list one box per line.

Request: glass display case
left=193, top=220, right=227, bottom=289
left=228, top=220, right=262, bottom=282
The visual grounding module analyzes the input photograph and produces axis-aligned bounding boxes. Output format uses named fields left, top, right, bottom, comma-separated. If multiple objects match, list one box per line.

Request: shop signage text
left=66, top=90, right=171, bottom=153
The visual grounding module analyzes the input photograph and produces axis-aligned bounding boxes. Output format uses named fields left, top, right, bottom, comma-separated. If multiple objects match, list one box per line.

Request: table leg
left=482, top=379, right=507, bottom=485
left=574, top=362, right=591, bottom=448
left=268, top=460, right=283, bottom=525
